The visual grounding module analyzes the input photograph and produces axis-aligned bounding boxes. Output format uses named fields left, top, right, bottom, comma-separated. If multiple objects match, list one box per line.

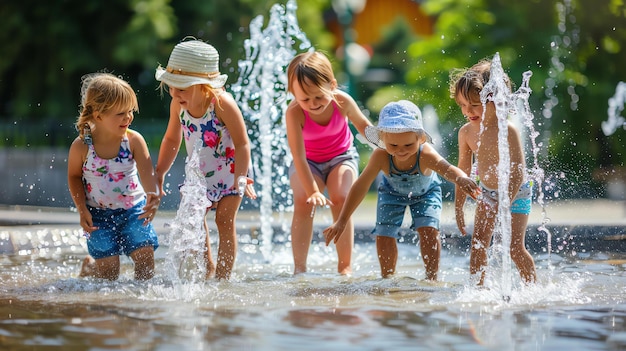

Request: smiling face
left=381, top=131, right=423, bottom=162
left=168, top=84, right=208, bottom=117
left=456, top=93, right=484, bottom=125
left=290, top=78, right=335, bottom=117
left=95, top=103, right=134, bottom=137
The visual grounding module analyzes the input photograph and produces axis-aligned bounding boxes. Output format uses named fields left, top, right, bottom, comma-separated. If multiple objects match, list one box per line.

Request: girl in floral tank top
left=155, top=39, right=256, bottom=281
left=179, top=101, right=237, bottom=203
left=68, top=73, right=160, bottom=281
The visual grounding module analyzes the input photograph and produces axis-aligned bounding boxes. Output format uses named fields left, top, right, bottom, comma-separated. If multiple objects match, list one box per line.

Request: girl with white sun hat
left=155, top=38, right=256, bottom=281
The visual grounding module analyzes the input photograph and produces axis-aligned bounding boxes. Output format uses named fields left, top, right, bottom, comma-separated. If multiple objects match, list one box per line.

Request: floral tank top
left=82, top=135, right=145, bottom=209
left=180, top=101, right=237, bottom=202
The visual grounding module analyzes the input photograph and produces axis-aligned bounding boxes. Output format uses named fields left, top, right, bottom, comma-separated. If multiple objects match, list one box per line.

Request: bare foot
left=339, top=267, right=352, bottom=276
left=79, top=256, right=96, bottom=277
left=205, top=262, right=216, bottom=280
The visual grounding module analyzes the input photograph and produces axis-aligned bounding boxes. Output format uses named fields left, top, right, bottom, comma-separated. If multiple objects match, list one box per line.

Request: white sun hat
left=155, top=38, right=228, bottom=89
left=364, top=100, right=433, bottom=150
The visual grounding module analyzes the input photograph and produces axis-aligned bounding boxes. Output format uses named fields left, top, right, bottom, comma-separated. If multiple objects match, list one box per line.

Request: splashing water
left=164, top=140, right=211, bottom=284
left=480, top=53, right=514, bottom=298
left=511, top=70, right=553, bottom=272
left=480, top=53, right=549, bottom=299
left=231, top=0, right=312, bottom=260
left=602, top=81, right=626, bottom=136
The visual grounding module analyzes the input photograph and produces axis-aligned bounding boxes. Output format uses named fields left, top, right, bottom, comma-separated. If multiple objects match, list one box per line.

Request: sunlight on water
left=1, top=0, right=626, bottom=349
left=1, top=228, right=625, bottom=349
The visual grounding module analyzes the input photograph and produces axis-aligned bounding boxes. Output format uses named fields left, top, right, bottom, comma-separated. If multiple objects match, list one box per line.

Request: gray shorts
left=289, top=147, right=359, bottom=183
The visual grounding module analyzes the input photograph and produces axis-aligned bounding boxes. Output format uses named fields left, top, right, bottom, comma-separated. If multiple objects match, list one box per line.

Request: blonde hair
left=157, top=82, right=224, bottom=110
left=449, top=59, right=513, bottom=104
left=287, top=51, right=337, bottom=101
left=75, top=73, right=138, bottom=140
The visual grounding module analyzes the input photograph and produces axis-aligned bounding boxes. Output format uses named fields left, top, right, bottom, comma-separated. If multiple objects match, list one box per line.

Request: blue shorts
left=86, top=199, right=159, bottom=259
left=480, top=180, right=533, bottom=215
left=374, top=186, right=442, bottom=238
left=289, top=147, right=359, bottom=183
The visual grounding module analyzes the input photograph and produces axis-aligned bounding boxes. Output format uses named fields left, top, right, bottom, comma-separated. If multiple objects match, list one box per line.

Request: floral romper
left=180, top=101, right=237, bottom=203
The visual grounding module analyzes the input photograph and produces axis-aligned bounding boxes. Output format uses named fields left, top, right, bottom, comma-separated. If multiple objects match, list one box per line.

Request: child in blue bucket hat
left=323, top=100, right=480, bottom=280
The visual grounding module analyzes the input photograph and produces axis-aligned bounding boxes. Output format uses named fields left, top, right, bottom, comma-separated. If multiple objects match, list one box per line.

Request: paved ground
left=2, top=198, right=625, bottom=228
left=1, top=199, right=625, bottom=254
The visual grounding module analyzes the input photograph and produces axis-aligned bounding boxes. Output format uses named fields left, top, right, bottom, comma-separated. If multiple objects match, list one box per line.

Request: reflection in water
left=1, top=235, right=625, bottom=350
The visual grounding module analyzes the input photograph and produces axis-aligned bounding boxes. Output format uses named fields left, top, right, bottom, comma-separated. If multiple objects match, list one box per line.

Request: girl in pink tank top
left=285, top=51, right=372, bottom=275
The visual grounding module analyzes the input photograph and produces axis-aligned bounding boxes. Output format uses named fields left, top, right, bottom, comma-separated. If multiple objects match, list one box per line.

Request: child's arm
left=335, top=90, right=373, bottom=135
left=215, top=93, right=257, bottom=199
left=508, top=123, right=526, bottom=199
left=455, top=126, right=475, bottom=235
left=155, top=100, right=183, bottom=196
left=129, top=130, right=160, bottom=224
left=323, top=149, right=385, bottom=245
left=285, top=103, right=331, bottom=207
left=67, top=138, right=97, bottom=234
left=420, top=142, right=480, bottom=215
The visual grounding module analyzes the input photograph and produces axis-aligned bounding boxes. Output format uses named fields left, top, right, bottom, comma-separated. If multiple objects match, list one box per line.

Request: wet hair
left=449, top=59, right=513, bottom=104
left=287, top=51, right=337, bottom=101
left=75, top=73, right=138, bottom=140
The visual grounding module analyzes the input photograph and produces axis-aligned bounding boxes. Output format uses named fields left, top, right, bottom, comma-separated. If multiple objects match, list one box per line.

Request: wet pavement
left=1, top=198, right=625, bottom=254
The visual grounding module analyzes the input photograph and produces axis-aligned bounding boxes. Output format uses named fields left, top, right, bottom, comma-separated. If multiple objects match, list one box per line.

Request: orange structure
left=327, top=0, right=433, bottom=49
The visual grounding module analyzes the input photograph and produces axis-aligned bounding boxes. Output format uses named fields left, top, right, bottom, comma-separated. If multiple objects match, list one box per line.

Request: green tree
left=0, top=0, right=331, bottom=147
left=368, top=0, right=626, bottom=198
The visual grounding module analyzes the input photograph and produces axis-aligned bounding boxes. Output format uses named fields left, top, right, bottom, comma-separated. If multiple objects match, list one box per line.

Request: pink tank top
left=302, top=102, right=353, bottom=163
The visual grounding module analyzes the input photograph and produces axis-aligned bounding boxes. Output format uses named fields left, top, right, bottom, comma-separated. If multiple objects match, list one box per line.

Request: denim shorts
left=86, top=199, right=159, bottom=259
left=289, top=146, right=359, bottom=183
left=374, top=186, right=442, bottom=238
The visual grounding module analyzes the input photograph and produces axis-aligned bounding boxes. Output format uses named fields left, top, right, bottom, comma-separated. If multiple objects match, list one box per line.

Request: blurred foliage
left=0, top=0, right=331, bottom=147
left=0, top=0, right=624, bottom=198
left=364, top=0, right=626, bottom=198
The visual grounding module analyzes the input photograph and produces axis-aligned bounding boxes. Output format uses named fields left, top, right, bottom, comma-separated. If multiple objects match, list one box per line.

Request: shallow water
left=1, top=229, right=625, bottom=351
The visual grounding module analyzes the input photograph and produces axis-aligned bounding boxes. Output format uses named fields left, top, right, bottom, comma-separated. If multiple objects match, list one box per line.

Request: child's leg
left=129, top=245, right=155, bottom=280
left=213, top=195, right=242, bottom=280
left=290, top=175, right=319, bottom=274
left=376, top=236, right=398, bottom=278
left=510, top=212, right=536, bottom=283
left=327, top=165, right=357, bottom=275
left=203, top=212, right=216, bottom=279
left=469, top=202, right=497, bottom=285
left=80, top=255, right=121, bottom=280
left=416, top=227, right=441, bottom=281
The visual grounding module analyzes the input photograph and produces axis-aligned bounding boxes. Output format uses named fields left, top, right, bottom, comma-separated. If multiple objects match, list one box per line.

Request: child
left=450, top=60, right=537, bottom=285
left=285, top=51, right=372, bottom=275
left=155, top=38, right=256, bottom=281
left=323, top=100, right=480, bottom=280
left=67, top=73, right=160, bottom=281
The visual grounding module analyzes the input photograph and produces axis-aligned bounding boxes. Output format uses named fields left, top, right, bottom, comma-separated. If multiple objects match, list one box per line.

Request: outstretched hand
left=79, top=211, right=98, bottom=238
left=238, top=176, right=258, bottom=199
left=139, top=192, right=161, bottom=226
left=456, top=176, right=481, bottom=200
left=306, top=191, right=334, bottom=208
left=323, top=221, right=346, bottom=246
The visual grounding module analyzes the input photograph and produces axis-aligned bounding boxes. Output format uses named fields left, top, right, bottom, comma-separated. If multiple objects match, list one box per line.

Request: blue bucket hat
left=364, top=100, right=432, bottom=149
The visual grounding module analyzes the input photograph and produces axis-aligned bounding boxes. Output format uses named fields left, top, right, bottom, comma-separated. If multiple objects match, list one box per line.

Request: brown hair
left=287, top=51, right=337, bottom=100
left=449, top=59, right=513, bottom=104
left=75, top=73, right=138, bottom=140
